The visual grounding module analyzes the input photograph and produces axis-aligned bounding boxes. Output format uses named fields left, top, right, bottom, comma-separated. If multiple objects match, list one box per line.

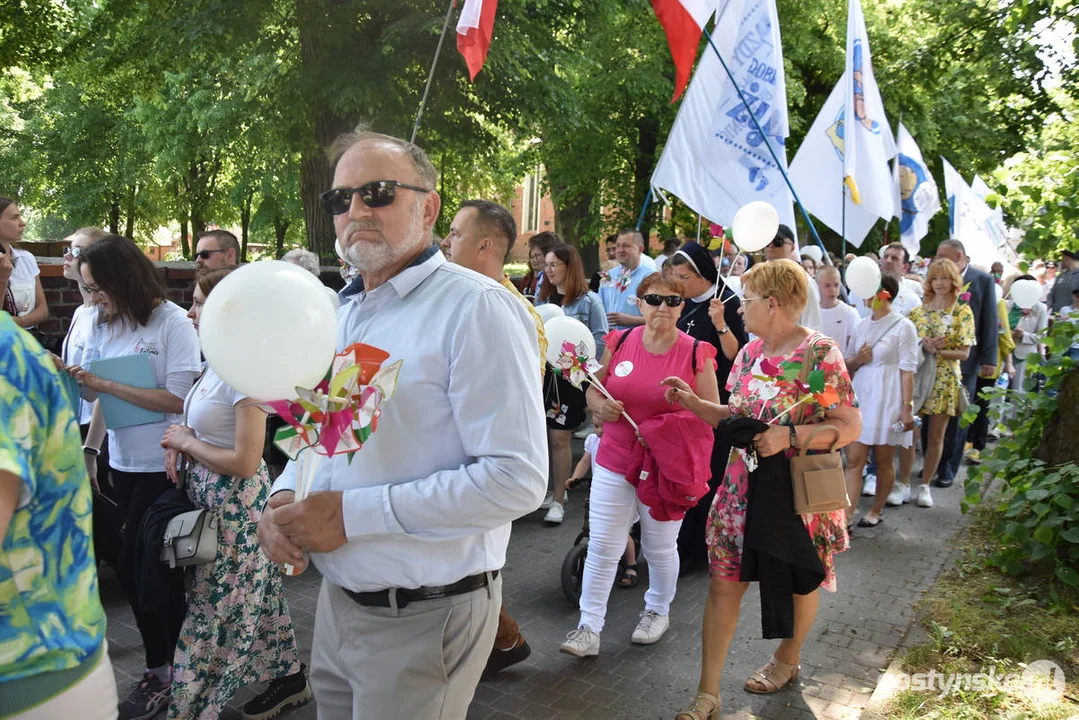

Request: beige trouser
left=311, top=574, right=501, bottom=720
left=13, top=643, right=118, bottom=720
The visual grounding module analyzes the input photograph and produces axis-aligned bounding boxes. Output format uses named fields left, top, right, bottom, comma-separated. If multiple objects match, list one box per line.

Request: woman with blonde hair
left=907, top=258, right=975, bottom=509
left=663, top=259, right=860, bottom=719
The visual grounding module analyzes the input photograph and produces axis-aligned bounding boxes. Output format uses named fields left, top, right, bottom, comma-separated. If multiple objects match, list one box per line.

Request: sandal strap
left=746, top=656, right=799, bottom=692
left=675, top=691, right=719, bottom=720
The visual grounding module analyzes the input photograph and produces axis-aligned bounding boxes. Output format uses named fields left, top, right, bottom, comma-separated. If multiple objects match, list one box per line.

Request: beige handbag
left=790, top=424, right=850, bottom=515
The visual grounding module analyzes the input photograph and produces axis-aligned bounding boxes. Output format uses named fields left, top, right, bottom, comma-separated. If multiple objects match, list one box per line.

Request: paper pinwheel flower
left=267, top=342, right=402, bottom=460
left=555, top=340, right=601, bottom=389
left=958, top=282, right=972, bottom=305
left=613, top=271, right=631, bottom=293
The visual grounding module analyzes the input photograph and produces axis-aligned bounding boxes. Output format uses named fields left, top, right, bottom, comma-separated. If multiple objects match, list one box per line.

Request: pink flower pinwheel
left=555, top=340, right=601, bottom=389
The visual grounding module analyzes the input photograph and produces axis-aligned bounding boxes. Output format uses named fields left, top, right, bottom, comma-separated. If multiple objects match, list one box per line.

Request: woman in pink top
left=558, top=274, right=719, bottom=658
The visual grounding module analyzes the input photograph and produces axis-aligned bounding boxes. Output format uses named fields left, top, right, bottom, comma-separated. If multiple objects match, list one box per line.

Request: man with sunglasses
left=598, top=229, right=657, bottom=330
left=764, top=224, right=823, bottom=332
left=194, top=229, right=240, bottom=269
left=256, top=130, right=547, bottom=720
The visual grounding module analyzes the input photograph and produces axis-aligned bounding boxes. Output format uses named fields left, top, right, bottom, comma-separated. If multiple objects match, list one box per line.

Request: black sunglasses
left=320, top=181, right=431, bottom=216
left=194, top=249, right=228, bottom=260
left=641, top=293, right=684, bottom=308
left=769, top=236, right=792, bottom=248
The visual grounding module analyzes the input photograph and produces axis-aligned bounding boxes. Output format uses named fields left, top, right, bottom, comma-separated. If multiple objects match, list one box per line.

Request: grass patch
left=879, top=507, right=1079, bottom=719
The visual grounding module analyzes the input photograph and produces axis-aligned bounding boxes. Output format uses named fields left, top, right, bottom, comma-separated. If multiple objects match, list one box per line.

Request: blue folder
left=86, top=354, right=166, bottom=429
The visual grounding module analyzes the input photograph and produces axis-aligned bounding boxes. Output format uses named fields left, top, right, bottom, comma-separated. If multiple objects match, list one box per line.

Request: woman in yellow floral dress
left=907, top=258, right=975, bottom=509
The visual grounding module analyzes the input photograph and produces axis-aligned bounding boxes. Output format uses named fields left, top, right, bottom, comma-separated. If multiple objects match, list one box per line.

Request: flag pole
left=411, top=0, right=458, bottom=145
left=841, top=184, right=847, bottom=265
left=635, top=188, right=654, bottom=231
left=700, top=28, right=833, bottom=266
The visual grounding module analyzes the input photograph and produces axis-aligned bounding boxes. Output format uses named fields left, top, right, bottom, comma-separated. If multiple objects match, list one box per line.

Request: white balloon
left=543, top=316, right=596, bottom=367
left=1010, top=278, right=1041, bottom=310
left=995, top=283, right=1004, bottom=303
left=845, top=256, right=882, bottom=299
left=324, top=286, right=342, bottom=309
left=800, top=245, right=823, bottom=264
left=200, top=261, right=338, bottom=401
left=731, top=201, right=780, bottom=253
left=535, top=303, right=564, bottom=324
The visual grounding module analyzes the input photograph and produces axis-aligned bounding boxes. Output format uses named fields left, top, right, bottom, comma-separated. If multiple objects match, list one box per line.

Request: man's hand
left=275, top=490, right=348, bottom=554
left=981, top=364, right=996, bottom=378
left=257, top=490, right=307, bottom=568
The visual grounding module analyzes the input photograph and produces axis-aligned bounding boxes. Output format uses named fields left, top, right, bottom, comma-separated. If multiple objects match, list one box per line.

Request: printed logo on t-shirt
left=133, top=339, right=161, bottom=356
left=614, top=360, right=634, bottom=377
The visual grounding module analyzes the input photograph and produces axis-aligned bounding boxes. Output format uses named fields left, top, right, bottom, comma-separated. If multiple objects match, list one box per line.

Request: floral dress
left=907, top=302, right=976, bottom=416
left=707, top=332, right=853, bottom=592
left=167, top=460, right=301, bottom=719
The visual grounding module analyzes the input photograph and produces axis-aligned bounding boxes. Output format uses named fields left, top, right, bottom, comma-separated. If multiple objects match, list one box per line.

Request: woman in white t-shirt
left=159, top=266, right=309, bottom=720
left=60, top=227, right=111, bottom=427
left=0, top=196, right=48, bottom=329
left=70, top=234, right=202, bottom=716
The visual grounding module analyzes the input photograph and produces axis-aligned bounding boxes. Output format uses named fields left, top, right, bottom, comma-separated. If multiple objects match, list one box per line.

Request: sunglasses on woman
left=63, top=245, right=82, bottom=259
left=641, top=293, right=684, bottom=307
left=319, top=180, right=431, bottom=216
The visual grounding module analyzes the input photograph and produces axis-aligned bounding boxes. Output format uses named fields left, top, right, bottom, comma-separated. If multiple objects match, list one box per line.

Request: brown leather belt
left=342, top=570, right=498, bottom=610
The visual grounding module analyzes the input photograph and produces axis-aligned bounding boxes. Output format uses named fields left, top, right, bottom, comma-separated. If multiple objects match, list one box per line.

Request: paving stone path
left=104, top=447, right=973, bottom=719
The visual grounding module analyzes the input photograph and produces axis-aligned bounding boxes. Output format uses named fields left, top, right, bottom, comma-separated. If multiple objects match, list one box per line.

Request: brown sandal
left=675, top=691, right=720, bottom=719
left=744, top=656, right=800, bottom=694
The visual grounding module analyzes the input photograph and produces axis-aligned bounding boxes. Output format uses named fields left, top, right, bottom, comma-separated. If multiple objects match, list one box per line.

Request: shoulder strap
left=613, top=326, right=638, bottom=355
left=692, top=338, right=700, bottom=374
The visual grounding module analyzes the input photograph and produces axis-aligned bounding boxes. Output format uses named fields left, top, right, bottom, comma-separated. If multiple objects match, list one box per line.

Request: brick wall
left=33, top=255, right=346, bottom=342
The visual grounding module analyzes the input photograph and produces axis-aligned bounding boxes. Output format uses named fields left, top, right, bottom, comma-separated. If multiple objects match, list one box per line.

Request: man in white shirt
left=654, top=238, right=681, bottom=270
left=597, top=229, right=657, bottom=329
left=765, top=224, right=822, bottom=331
left=816, top=266, right=860, bottom=354
left=257, top=131, right=547, bottom=719
left=849, top=243, right=923, bottom=318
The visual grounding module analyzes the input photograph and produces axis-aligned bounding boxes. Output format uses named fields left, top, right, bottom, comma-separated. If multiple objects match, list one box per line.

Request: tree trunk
left=179, top=217, right=190, bottom=259
left=273, top=216, right=290, bottom=258
left=295, top=0, right=354, bottom=261
left=633, top=115, right=660, bottom=247
left=240, top=187, right=253, bottom=262
left=1038, top=369, right=1079, bottom=466
left=124, top=183, right=137, bottom=239
left=108, top=194, right=120, bottom=234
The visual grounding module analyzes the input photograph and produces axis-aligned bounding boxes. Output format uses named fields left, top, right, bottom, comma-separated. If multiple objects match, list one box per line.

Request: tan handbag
left=790, top=424, right=850, bottom=514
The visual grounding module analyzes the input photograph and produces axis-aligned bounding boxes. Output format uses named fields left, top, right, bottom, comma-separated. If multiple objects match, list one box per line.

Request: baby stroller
left=560, top=476, right=643, bottom=604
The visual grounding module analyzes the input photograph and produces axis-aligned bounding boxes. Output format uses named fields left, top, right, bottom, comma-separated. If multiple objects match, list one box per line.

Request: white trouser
left=578, top=462, right=683, bottom=633
left=13, top=644, right=118, bottom=720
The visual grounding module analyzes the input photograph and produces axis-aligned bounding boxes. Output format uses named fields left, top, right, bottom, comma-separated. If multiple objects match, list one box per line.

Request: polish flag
left=456, top=0, right=498, bottom=81
left=650, top=0, right=716, bottom=102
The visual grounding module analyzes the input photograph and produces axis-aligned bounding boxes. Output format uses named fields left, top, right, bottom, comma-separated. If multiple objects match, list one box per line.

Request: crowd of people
left=2, top=129, right=1078, bottom=720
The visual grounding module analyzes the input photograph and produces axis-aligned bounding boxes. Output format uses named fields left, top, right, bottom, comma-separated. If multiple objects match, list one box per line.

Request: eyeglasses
left=543, top=261, right=564, bottom=271
left=64, top=245, right=82, bottom=259
left=320, top=180, right=431, bottom=215
left=194, top=249, right=228, bottom=260
left=641, top=294, right=684, bottom=308
left=741, top=295, right=769, bottom=307
left=83, top=284, right=102, bottom=295
left=769, top=237, right=792, bottom=248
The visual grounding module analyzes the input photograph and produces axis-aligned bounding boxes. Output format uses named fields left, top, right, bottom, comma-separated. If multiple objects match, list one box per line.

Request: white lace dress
left=849, top=312, right=920, bottom=447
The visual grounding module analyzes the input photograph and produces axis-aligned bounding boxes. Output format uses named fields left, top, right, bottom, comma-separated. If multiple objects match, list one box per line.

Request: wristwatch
left=83, top=446, right=101, bottom=456
left=717, top=326, right=730, bottom=335
left=789, top=426, right=797, bottom=449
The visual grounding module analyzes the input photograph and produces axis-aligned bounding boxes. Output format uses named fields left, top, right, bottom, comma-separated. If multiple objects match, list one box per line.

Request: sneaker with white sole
left=573, top=423, right=595, bottom=439
left=242, top=664, right=312, bottom=720
left=630, top=611, right=670, bottom=645
left=886, top=483, right=910, bottom=507
left=544, top=501, right=564, bottom=525
left=118, top=671, right=171, bottom=720
left=862, top=474, right=877, bottom=497
left=916, top=484, right=933, bottom=508
left=539, top=492, right=554, bottom=511
left=559, top=625, right=600, bottom=657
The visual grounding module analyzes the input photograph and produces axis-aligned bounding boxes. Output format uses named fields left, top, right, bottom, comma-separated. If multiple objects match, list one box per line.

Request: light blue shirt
left=597, top=261, right=657, bottom=330
left=272, top=252, right=547, bottom=592
left=536, top=291, right=609, bottom=357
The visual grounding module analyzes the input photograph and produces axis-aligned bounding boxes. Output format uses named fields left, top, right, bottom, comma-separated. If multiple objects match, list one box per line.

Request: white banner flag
left=788, top=75, right=879, bottom=246
left=842, top=0, right=896, bottom=221
left=892, top=123, right=940, bottom=258
left=651, top=0, right=795, bottom=230
left=942, top=158, right=1004, bottom=268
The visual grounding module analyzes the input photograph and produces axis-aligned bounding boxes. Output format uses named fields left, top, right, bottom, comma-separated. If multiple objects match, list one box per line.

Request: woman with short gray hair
left=282, top=248, right=321, bottom=277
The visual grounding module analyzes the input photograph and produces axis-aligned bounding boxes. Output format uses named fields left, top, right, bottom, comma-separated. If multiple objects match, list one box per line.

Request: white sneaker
left=916, top=484, right=933, bottom=508
left=544, top=501, right=564, bottom=525
left=630, top=611, right=670, bottom=645
left=573, top=424, right=594, bottom=439
left=559, top=626, right=600, bottom=657
left=886, top=483, right=910, bottom=507
left=539, top=492, right=554, bottom=511
left=862, top=474, right=877, bottom=497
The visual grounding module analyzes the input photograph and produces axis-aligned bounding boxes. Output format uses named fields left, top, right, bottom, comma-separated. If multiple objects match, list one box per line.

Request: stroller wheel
left=560, top=539, right=588, bottom=605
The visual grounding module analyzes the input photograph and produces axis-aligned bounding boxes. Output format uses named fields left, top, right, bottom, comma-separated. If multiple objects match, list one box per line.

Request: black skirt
left=543, top=367, right=588, bottom=431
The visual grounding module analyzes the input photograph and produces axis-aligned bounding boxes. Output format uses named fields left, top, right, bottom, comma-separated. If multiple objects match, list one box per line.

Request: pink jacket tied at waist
left=624, top=410, right=715, bottom=522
